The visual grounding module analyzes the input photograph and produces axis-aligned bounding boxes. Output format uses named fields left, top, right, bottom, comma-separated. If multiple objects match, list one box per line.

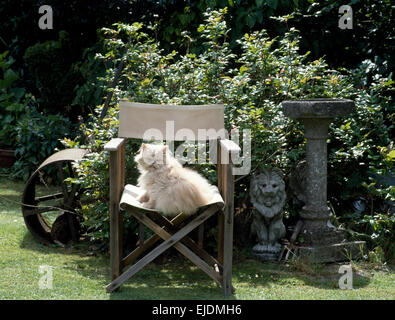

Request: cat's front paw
left=142, top=201, right=155, bottom=209
left=138, top=193, right=149, bottom=203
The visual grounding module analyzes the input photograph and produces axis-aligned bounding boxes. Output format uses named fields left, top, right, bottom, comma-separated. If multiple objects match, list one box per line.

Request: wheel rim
left=21, top=149, right=88, bottom=244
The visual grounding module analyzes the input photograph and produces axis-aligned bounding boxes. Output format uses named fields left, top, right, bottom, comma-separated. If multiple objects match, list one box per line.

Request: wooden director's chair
left=104, top=100, right=240, bottom=296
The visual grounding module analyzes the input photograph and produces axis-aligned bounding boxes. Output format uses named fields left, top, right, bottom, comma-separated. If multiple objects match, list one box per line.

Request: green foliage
left=2, top=0, right=393, bottom=131
left=147, top=0, right=394, bottom=78
left=12, top=107, right=74, bottom=180
left=72, top=45, right=107, bottom=111
left=291, top=0, right=395, bottom=73
left=0, top=51, right=31, bottom=148
left=23, top=31, right=84, bottom=117
left=344, top=210, right=394, bottom=263
left=0, top=51, right=76, bottom=180
left=61, top=106, right=140, bottom=245
left=63, top=8, right=393, bottom=258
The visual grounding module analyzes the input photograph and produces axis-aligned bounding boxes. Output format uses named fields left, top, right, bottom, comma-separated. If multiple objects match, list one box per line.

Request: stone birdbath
left=282, top=99, right=365, bottom=262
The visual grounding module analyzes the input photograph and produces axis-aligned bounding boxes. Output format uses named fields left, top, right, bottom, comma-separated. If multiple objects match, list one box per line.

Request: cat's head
left=134, top=143, right=171, bottom=171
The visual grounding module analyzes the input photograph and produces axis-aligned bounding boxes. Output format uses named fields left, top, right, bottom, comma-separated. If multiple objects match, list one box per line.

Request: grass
left=0, top=177, right=394, bottom=300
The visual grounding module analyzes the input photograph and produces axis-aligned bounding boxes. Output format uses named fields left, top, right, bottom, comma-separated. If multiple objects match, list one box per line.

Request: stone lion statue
left=250, top=168, right=286, bottom=259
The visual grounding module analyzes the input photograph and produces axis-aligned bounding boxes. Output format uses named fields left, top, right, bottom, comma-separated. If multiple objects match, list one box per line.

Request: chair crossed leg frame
left=106, top=204, right=225, bottom=293
left=104, top=137, right=238, bottom=296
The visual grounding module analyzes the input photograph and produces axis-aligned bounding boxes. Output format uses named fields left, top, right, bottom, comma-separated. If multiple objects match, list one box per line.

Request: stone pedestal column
left=282, top=99, right=365, bottom=262
left=299, top=117, right=332, bottom=232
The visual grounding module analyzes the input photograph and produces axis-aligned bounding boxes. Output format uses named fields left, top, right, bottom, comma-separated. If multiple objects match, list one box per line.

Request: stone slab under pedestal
left=297, top=241, right=366, bottom=263
left=252, top=242, right=283, bottom=262
left=253, top=251, right=280, bottom=262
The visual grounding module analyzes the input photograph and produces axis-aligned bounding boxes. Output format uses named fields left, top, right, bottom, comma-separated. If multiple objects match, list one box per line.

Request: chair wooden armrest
left=104, top=137, right=126, bottom=204
left=104, top=138, right=126, bottom=152
left=219, top=139, right=241, bottom=154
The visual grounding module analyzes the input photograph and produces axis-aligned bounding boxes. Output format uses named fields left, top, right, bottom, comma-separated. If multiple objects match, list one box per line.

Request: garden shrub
left=23, top=31, right=84, bottom=118
left=61, top=106, right=141, bottom=248
left=0, top=50, right=76, bottom=180
left=12, top=106, right=75, bottom=180
left=72, top=44, right=107, bottom=112
left=0, top=51, right=31, bottom=149
left=63, top=8, right=393, bottom=259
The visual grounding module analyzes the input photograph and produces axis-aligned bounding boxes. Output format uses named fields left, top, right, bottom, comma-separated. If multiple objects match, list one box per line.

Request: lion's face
left=250, top=169, right=285, bottom=209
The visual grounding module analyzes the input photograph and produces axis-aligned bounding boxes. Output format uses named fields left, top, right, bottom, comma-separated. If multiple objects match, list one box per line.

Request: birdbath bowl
left=282, top=98, right=354, bottom=119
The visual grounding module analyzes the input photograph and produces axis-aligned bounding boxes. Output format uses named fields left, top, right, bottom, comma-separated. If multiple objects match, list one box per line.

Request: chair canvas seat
left=119, top=184, right=224, bottom=214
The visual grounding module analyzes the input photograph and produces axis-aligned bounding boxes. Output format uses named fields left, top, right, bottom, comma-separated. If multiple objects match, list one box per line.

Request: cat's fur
left=135, top=143, right=214, bottom=217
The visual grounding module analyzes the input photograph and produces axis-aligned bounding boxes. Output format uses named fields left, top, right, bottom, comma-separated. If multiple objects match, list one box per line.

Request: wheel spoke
left=35, top=192, right=64, bottom=203
left=23, top=206, right=60, bottom=217
left=57, top=162, right=70, bottom=203
left=67, top=162, right=75, bottom=178
left=79, top=198, right=96, bottom=205
left=66, top=183, right=80, bottom=207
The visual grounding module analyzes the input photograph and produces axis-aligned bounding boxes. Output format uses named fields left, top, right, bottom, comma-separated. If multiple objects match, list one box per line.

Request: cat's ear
left=142, top=143, right=147, bottom=150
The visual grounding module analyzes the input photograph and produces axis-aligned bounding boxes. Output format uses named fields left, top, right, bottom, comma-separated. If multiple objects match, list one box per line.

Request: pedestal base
left=252, top=243, right=282, bottom=261
left=301, top=225, right=348, bottom=246
left=297, top=241, right=365, bottom=263
left=253, top=251, right=280, bottom=262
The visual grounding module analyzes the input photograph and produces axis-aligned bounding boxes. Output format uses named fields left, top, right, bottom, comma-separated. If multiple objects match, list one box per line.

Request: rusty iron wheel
left=21, top=149, right=89, bottom=245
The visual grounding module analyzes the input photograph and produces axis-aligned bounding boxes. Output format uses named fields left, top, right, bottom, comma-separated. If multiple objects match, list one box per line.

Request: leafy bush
left=23, top=31, right=84, bottom=118
left=72, top=44, right=107, bottom=112
left=63, top=8, right=393, bottom=258
left=0, top=50, right=75, bottom=180
left=0, top=51, right=31, bottom=148
left=12, top=107, right=74, bottom=180
left=289, top=0, right=395, bottom=74
left=135, top=0, right=394, bottom=76
left=61, top=106, right=140, bottom=247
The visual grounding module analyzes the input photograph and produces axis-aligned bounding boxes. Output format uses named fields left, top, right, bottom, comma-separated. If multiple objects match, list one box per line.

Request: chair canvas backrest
left=118, top=100, right=225, bottom=141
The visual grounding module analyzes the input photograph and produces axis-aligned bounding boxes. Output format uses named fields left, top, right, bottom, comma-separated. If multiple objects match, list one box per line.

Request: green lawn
left=0, top=177, right=394, bottom=300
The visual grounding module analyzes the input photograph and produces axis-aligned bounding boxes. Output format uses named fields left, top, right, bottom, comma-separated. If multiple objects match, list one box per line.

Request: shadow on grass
left=19, top=229, right=371, bottom=299
left=20, top=230, right=96, bottom=255
left=106, top=257, right=372, bottom=299
left=232, top=257, right=371, bottom=291
left=108, top=286, right=231, bottom=300
left=107, top=257, right=237, bottom=300
left=19, top=231, right=233, bottom=299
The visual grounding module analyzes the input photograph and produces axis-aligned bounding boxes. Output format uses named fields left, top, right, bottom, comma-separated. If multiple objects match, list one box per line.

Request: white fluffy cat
left=134, top=143, right=214, bottom=217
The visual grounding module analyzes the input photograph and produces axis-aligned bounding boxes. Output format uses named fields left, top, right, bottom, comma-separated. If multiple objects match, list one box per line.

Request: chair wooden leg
left=216, top=137, right=225, bottom=268
left=110, top=206, right=123, bottom=282
left=121, top=213, right=185, bottom=268
left=223, top=206, right=234, bottom=296
left=222, top=151, right=235, bottom=296
left=139, top=222, right=145, bottom=247
left=198, top=224, right=204, bottom=248
left=121, top=234, right=160, bottom=269
left=108, top=145, right=124, bottom=285
left=218, top=212, right=224, bottom=265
